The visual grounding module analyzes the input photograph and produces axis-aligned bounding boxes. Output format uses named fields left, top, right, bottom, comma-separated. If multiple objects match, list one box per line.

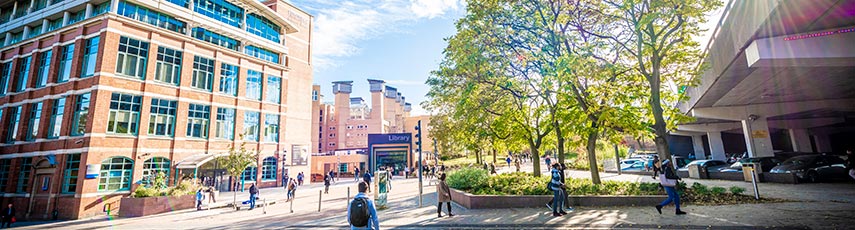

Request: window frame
left=191, top=56, right=214, bottom=91
left=81, top=36, right=100, bottom=78
left=186, top=104, right=210, bottom=139
left=62, top=154, right=81, bottom=194
left=154, top=46, right=182, bottom=85
left=265, top=75, right=281, bottom=104
left=243, top=111, right=260, bottom=141
left=218, top=63, right=238, bottom=96
left=261, top=157, right=277, bottom=181
left=115, top=36, right=149, bottom=79
left=263, top=114, right=279, bottom=143
left=25, top=102, right=43, bottom=141
left=215, top=107, right=235, bottom=140
left=70, top=93, right=91, bottom=136
left=47, top=97, right=66, bottom=139
left=148, top=98, right=177, bottom=137
left=245, top=70, right=262, bottom=101
left=107, top=93, right=142, bottom=135
left=57, top=44, right=75, bottom=83
left=98, top=157, right=134, bottom=191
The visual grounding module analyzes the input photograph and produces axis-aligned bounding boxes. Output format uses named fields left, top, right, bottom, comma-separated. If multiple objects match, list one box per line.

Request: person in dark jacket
left=846, top=150, right=855, bottom=180
left=656, top=160, right=686, bottom=215
left=1, top=203, right=14, bottom=228
left=547, top=163, right=567, bottom=217
left=248, top=184, right=259, bottom=210
left=363, top=171, right=373, bottom=193
left=324, top=174, right=331, bottom=194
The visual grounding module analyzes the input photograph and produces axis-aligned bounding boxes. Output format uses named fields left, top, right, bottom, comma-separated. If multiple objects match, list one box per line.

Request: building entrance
left=377, top=150, right=407, bottom=176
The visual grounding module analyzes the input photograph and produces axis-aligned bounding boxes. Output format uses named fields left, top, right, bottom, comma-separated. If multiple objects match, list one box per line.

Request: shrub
left=446, top=167, right=489, bottom=191
left=132, top=186, right=160, bottom=198
left=133, top=180, right=201, bottom=198
left=691, top=182, right=709, bottom=195
left=710, top=186, right=727, bottom=195
left=729, top=186, right=746, bottom=195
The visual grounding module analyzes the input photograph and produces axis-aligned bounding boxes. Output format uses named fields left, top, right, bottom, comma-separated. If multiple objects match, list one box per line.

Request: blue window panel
left=261, top=157, right=276, bottom=181
left=81, top=36, right=100, bottom=78
left=245, top=46, right=280, bottom=64
left=243, top=111, right=259, bottom=141
left=14, top=56, right=31, bottom=92
left=242, top=166, right=257, bottom=181
left=218, top=63, right=239, bottom=96
left=58, top=44, right=74, bottom=83
left=118, top=1, right=187, bottom=34
left=194, top=0, right=243, bottom=28
left=246, top=13, right=281, bottom=43
left=245, top=70, right=262, bottom=101
left=191, top=28, right=240, bottom=51
left=62, top=154, right=81, bottom=193
left=98, top=157, right=134, bottom=191
left=0, top=62, right=11, bottom=95
left=166, top=0, right=189, bottom=8
left=35, top=50, right=51, bottom=88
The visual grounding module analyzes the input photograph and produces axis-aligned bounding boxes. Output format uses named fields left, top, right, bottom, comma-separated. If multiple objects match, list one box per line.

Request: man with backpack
left=362, top=171, right=373, bottom=193
left=248, top=183, right=259, bottom=210
left=347, top=181, right=379, bottom=230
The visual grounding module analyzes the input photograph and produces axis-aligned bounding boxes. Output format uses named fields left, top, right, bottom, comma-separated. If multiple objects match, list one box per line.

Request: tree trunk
left=232, top=179, right=238, bottom=209
left=475, top=149, right=481, bottom=165
left=649, top=76, right=673, bottom=162
left=529, top=139, right=542, bottom=177
left=492, top=148, right=497, bottom=164
left=586, top=128, right=601, bottom=184
left=555, top=119, right=566, bottom=165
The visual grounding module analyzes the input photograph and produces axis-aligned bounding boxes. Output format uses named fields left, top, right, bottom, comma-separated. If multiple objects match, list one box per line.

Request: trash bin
left=742, top=163, right=761, bottom=182
left=698, top=165, right=709, bottom=179
left=688, top=164, right=701, bottom=179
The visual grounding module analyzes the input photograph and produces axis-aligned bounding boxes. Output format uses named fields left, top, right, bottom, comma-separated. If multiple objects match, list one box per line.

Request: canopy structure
left=175, top=153, right=223, bottom=169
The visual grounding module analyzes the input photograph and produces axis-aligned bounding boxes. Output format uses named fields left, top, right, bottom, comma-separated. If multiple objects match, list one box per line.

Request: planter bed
left=450, top=188, right=666, bottom=209
left=119, top=194, right=195, bottom=217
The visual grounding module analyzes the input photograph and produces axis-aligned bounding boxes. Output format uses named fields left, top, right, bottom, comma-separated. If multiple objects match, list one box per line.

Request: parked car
left=719, top=157, right=783, bottom=172
left=671, top=156, right=694, bottom=169
left=620, top=159, right=644, bottom=169
left=770, top=154, right=848, bottom=182
left=621, top=161, right=646, bottom=171
left=677, top=160, right=729, bottom=172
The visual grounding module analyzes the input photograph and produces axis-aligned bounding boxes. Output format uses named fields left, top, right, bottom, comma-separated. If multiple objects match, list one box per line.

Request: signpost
left=415, top=120, right=423, bottom=207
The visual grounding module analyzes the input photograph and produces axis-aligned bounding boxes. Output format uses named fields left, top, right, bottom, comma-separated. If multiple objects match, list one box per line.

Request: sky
left=286, top=0, right=466, bottom=116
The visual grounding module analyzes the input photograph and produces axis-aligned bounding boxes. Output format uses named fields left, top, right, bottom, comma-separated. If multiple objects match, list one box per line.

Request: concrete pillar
left=61, top=11, right=69, bottom=26
left=110, top=0, right=120, bottom=13
left=813, top=134, right=833, bottom=153
left=707, top=132, right=726, bottom=161
left=788, top=129, right=812, bottom=152
left=741, top=117, right=775, bottom=157
left=691, top=135, right=706, bottom=160
left=85, top=3, right=93, bottom=18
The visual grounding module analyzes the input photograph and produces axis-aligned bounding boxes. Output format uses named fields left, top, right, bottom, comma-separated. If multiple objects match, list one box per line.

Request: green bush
left=446, top=167, right=489, bottom=191
left=132, top=186, right=160, bottom=198
left=729, top=186, right=746, bottom=195
left=453, top=171, right=662, bottom=196
left=133, top=180, right=202, bottom=198
left=691, top=182, right=709, bottom=195
left=710, top=186, right=727, bottom=195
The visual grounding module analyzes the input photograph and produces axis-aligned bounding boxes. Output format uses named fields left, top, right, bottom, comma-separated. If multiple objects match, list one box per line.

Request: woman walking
left=436, top=173, right=454, bottom=218
left=656, top=160, right=686, bottom=215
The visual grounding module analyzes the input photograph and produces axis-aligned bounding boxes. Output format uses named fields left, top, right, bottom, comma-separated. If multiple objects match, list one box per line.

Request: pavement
left=9, top=159, right=855, bottom=229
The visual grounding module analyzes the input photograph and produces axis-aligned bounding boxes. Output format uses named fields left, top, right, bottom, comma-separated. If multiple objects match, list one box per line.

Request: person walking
left=506, top=156, right=512, bottom=169
left=0, top=204, right=14, bottom=228
left=297, top=172, right=304, bottom=186
left=545, top=155, right=552, bottom=171
left=651, top=155, right=661, bottom=179
left=287, top=179, right=297, bottom=201
left=247, top=183, right=259, bottom=210
left=363, top=171, right=373, bottom=193
left=547, top=163, right=567, bottom=217
left=436, top=173, right=454, bottom=218
left=354, top=167, right=361, bottom=182
left=196, top=189, right=204, bottom=211
left=514, top=158, right=521, bottom=172
left=846, top=150, right=855, bottom=180
left=405, top=166, right=410, bottom=179
left=347, top=182, right=379, bottom=230
left=324, top=174, right=332, bottom=194
left=656, top=160, right=686, bottom=215
left=329, top=170, right=336, bottom=184
left=489, top=163, right=497, bottom=175
left=206, top=186, right=216, bottom=204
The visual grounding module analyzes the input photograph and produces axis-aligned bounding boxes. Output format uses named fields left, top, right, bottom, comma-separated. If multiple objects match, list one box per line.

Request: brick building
left=0, top=0, right=313, bottom=220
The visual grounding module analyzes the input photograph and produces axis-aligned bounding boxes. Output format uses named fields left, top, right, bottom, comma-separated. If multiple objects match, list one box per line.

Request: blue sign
left=368, top=133, right=412, bottom=144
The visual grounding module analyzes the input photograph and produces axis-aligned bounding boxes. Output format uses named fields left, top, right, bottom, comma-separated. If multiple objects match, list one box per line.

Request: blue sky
left=286, top=0, right=466, bottom=115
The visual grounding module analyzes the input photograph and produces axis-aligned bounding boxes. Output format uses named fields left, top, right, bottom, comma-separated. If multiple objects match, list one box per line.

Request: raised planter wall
left=450, top=189, right=666, bottom=209
left=119, top=194, right=196, bottom=217
left=707, top=171, right=745, bottom=181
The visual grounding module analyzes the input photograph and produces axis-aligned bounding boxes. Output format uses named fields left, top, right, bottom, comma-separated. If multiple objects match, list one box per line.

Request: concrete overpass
left=673, top=0, right=855, bottom=160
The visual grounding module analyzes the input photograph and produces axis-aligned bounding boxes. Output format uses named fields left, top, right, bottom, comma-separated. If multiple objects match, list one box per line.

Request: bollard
left=263, top=198, right=267, bottom=214
left=347, top=187, right=351, bottom=205
left=318, top=190, right=322, bottom=212
left=751, top=166, right=760, bottom=200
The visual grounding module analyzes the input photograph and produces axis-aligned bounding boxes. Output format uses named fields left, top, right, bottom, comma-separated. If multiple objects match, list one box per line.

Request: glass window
left=5, top=106, right=21, bottom=143
left=16, top=158, right=32, bottom=193
left=107, top=93, right=142, bottom=135
left=46, top=19, right=62, bottom=32
left=264, top=114, right=279, bottom=142
left=194, top=0, right=243, bottom=28
left=246, top=13, right=281, bottom=43
left=35, top=50, right=51, bottom=88
left=154, top=47, right=182, bottom=85
left=312, top=90, right=318, bottom=101
left=71, top=93, right=90, bottom=136
left=245, top=46, right=280, bottom=64
left=191, top=27, right=240, bottom=51
left=0, top=62, right=11, bottom=95
left=0, top=160, right=9, bottom=192
left=8, top=31, right=22, bottom=44
left=116, top=36, right=149, bottom=79
left=62, top=154, right=81, bottom=194
left=26, top=102, right=43, bottom=141
left=0, top=6, right=11, bottom=24
left=243, top=111, right=259, bottom=141
left=339, top=163, right=348, bottom=173
left=265, top=75, right=281, bottom=104
left=246, top=70, right=262, bottom=101
left=98, top=157, right=134, bottom=191
left=191, top=56, right=214, bottom=91
left=81, top=36, right=100, bottom=78
left=91, top=2, right=110, bottom=16
left=13, top=1, right=29, bottom=19
left=241, top=166, right=256, bottom=181
left=218, top=63, right=238, bottom=96
left=148, top=98, right=177, bottom=137
left=117, top=1, right=187, bottom=34
left=28, top=25, right=43, bottom=39
left=14, top=56, right=31, bottom=92
left=142, top=157, right=170, bottom=186
left=33, top=0, right=48, bottom=12
left=215, top=108, right=235, bottom=140
left=67, top=10, right=85, bottom=25
left=57, top=44, right=74, bottom=83
left=48, top=97, right=65, bottom=138
left=166, top=0, right=189, bottom=8
left=186, top=104, right=210, bottom=138
left=261, top=157, right=276, bottom=181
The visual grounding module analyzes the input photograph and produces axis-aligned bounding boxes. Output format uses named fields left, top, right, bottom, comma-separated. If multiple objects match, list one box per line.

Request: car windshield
left=782, top=156, right=815, bottom=166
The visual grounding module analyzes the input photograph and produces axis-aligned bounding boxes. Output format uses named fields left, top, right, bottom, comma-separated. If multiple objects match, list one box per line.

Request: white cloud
left=297, top=0, right=462, bottom=69
left=410, top=0, right=460, bottom=19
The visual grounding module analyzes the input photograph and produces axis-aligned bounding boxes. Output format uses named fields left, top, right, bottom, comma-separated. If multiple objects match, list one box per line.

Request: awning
left=175, top=153, right=223, bottom=169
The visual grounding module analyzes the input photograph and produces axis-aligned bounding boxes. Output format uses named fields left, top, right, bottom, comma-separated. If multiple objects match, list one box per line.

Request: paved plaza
left=10, top=160, right=855, bottom=230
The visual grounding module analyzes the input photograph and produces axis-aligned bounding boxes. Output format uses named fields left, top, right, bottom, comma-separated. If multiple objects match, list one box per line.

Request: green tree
left=579, top=0, right=721, bottom=161
left=215, top=140, right=258, bottom=209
